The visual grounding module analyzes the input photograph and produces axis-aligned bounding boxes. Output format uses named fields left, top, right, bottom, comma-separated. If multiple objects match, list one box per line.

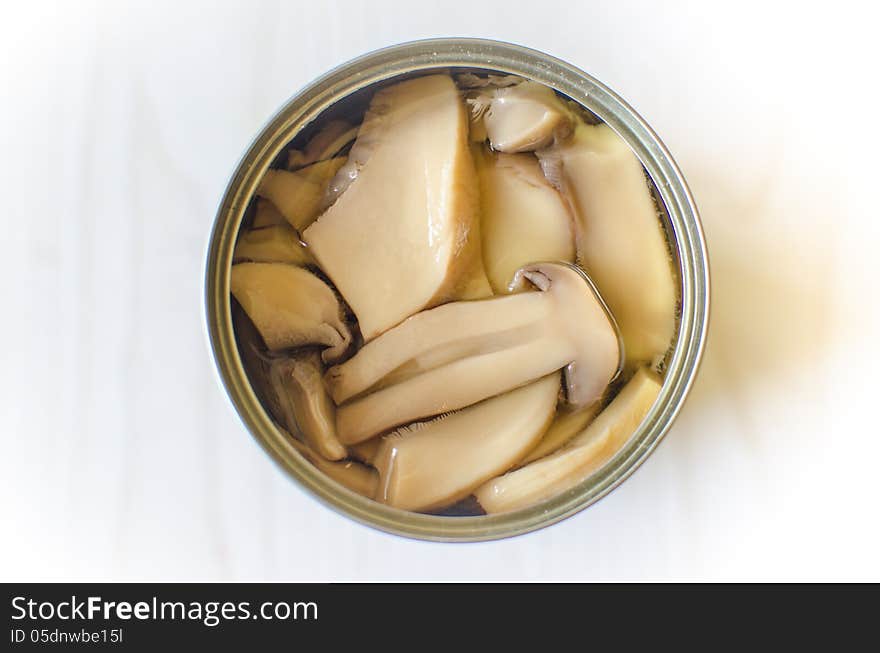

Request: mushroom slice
left=375, top=373, right=559, bottom=512
left=303, top=74, right=491, bottom=341
left=332, top=262, right=620, bottom=444
left=289, top=438, right=377, bottom=498
left=269, top=352, right=346, bottom=461
left=307, top=128, right=357, bottom=164
left=347, top=438, right=381, bottom=465
left=455, top=73, right=523, bottom=89
left=297, top=157, right=347, bottom=185
left=231, top=303, right=283, bottom=421
left=233, top=224, right=314, bottom=266
left=483, top=81, right=572, bottom=153
left=286, top=150, right=308, bottom=171
left=538, top=123, right=677, bottom=367
left=475, top=367, right=661, bottom=513
left=251, top=197, right=286, bottom=228
left=230, top=262, right=351, bottom=362
left=326, top=290, right=545, bottom=404
left=476, top=149, right=575, bottom=293
left=518, top=402, right=601, bottom=466
left=460, top=75, right=526, bottom=143
left=287, top=120, right=358, bottom=170
left=256, top=157, right=346, bottom=232
left=467, top=109, right=488, bottom=143
left=320, top=115, right=386, bottom=209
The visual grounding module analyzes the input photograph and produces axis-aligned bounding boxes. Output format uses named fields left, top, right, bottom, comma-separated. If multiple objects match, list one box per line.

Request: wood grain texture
left=1, top=0, right=878, bottom=581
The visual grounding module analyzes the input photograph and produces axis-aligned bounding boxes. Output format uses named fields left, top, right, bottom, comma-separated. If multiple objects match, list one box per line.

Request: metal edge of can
left=204, top=37, right=711, bottom=543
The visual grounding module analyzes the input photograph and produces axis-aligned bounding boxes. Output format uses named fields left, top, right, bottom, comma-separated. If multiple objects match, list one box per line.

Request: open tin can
left=204, top=38, right=710, bottom=541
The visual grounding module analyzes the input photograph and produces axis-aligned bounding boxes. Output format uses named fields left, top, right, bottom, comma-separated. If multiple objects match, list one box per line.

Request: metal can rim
left=204, top=37, right=710, bottom=542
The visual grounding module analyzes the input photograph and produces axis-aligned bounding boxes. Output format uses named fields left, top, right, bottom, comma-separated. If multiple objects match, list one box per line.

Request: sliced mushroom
left=475, top=149, right=575, bottom=293
left=308, top=129, right=356, bottom=163
left=303, top=74, right=491, bottom=341
left=251, top=197, right=286, bottom=228
left=347, top=438, right=381, bottom=465
left=374, top=372, right=559, bottom=511
left=256, top=157, right=346, bottom=232
left=467, top=112, right=488, bottom=143
left=286, top=150, right=307, bottom=171
left=320, top=115, right=385, bottom=210
left=455, top=73, right=523, bottom=89
left=269, top=352, right=346, bottom=461
left=518, top=402, right=600, bottom=466
left=233, top=224, right=314, bottom=266
left=231, top=302, right=283, bottom=421
left=230, top=262, right=351, bottom=362
left=482, top=81, right=572, bottom=153
left=287, top=120, right=358, bottom=170
left=289, top=438, right=377, bottom=498
left=332, top=262, right=620, bottom=444
left=327, top=290, right=542, bottom=404
left=474, top=367, right=661, bottom=513
left=462, top=90, right=502, bottom=144
left=298, top=157, right=347, bottom=185
left=538, top=123, right=677, bottom=367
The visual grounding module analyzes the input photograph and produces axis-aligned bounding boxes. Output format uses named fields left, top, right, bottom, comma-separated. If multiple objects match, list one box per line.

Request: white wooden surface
left=2, top=1, right=879, bottom=581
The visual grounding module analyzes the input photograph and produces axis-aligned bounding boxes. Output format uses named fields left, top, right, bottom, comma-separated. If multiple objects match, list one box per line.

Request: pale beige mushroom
left=475, top=149, right=575, bottom=293
left=518, top=402, right=601, bottom=467
left=269, top=352, right=346, bottom=461
left=256, top=157, right=346, bottom=232
left=483, top=81, right=572, bottom=153
left=303, top=74, right=492, bottom=341
left=374, top=373, right=559, bottom=512
left=475, top=367, right=661, bottom=513
left=232, top=224, right=314, bottom=266
left=230, top=262, right=351, bottom=362
left=538, top=123, right=677, bottom=367
left=289, top=438, right=377, bottom=498
left=467, top=113, right=488, bottom=143
left=347, top=438, right=381, bottom=466
left=251, top=197, right=286, bottom=228
left=331, top=262, right=620, bottom=444
left=287, top=120, right=358, bottom=170
left=455, top=73, right=522, bottom=89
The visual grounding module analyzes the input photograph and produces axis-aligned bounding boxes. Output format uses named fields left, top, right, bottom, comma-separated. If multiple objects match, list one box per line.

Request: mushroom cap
left=484, top=81, right=571, bottom=153
left=230, top=262, right=352, bottom=363
left=510, top=261, right=623, bottom=408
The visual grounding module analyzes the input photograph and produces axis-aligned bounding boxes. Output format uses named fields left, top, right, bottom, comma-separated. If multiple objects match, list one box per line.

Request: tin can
left=204, top=38, right=710, bottom=541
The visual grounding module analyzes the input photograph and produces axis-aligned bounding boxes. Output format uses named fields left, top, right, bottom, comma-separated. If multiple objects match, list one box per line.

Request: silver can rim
left=204, top=37, right=710, bottom=542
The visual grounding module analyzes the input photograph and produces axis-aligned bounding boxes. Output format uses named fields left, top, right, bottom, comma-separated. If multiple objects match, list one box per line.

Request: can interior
left=230, top=65, right=684, bottom=518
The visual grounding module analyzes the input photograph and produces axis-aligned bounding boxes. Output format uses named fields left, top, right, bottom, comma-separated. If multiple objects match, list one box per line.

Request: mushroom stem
left=374, top=373, right=559, bottom=512
left=332, top=262, right=621, bottom=444
left=326, top=290, right=550, bottom=404
left=517, top=402, right=601, bottom=467
left=337, top=338, right=565, bottom=445
left=474, top=367, right=661, bottom=513
left=537, top=123, right=677, bottom=367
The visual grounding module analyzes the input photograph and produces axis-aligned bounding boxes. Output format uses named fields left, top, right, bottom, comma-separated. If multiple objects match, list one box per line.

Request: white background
left=2, top=1, right=878, bottom=582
